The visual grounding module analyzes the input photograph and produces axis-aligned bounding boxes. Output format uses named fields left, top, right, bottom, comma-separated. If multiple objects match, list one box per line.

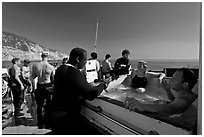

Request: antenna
left=94, top=20, right=99, bottom=52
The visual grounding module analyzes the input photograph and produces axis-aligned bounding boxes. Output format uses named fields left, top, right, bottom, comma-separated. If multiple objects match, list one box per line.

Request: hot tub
left=81, top=75, right=197, bottom=135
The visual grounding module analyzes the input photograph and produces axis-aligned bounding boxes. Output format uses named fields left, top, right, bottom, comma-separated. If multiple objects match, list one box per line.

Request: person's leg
left=11, top=86, right=23, bottom=116
left=44, top=89, right=53, bottom=128
left=35, top=87, right=45, bottom=128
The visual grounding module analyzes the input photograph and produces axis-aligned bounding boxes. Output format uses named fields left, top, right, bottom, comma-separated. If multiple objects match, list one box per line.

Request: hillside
left=2, top=31, right=68, bottom=61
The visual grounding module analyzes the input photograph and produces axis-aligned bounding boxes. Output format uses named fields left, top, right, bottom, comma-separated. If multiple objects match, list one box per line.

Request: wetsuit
left=114, top=57, right=130, bottom=76
left=101, top=60, right=114, bottom=78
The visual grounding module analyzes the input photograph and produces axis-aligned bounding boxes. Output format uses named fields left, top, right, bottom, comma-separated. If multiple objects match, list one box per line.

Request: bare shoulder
left=170, top=93, right=197, bottom=112
left=13, top=65, right=20, bottom=71
left=47, top=63, right=55, bottom=70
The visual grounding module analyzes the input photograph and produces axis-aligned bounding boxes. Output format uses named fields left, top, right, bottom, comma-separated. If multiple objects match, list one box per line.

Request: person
left=8, top=58, right=25, bottom=116
left=31, top=51, right=55, bottom=129
left=49, top=47, right=107, bottom=134
left=85, top=52, right=101, bottom=83
left=130, top=60, right=165, bottom=89
left=62, top=57, right=68, bottom=65
left=114, top=49, right=131, bottom=77
left=124, top=67, right=198, bottom=116
left=101, top=54, right=114, bottom=79
left=21, top=59, right=32, bottom=95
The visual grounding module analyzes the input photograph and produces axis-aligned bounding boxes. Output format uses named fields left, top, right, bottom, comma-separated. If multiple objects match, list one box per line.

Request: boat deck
left=2, top=94, right=51, bottom=135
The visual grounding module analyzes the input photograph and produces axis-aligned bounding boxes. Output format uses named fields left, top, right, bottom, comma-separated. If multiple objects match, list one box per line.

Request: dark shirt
left=114, top=57, right=130, bottom=76
left=131, top=74, right=147, bottom=88
left=52, top=64, right=102, bottom=119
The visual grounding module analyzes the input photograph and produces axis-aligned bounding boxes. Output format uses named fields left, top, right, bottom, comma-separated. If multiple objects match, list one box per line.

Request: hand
left=103, top=77, right=111, bottom=86
left=121, top=64, right=126, bottom=67
left=102, top=82, right=108, bottom=90
left=21, top=85, right=25, bottom=90
left=124, top=97, right=143, bottom=112
left=157, top=78, right=163, bottom=88
left=161, top=80, right=171, bottom=91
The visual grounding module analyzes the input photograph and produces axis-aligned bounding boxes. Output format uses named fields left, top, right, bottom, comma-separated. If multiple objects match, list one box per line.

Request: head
left=41, top=51, right=49, bottom=60
left=11, top=58, right=21, bottom=65
left=171, top=68, right=198, bottom=91
left=68, top=47, right=87, bottom=69
left=91, top=52, right=97, bottom=59
left=62, top=57, right=68, bottom=65
left=122, top=49, right=130, bottom=59
left=105, top=54, right=111, bottom=60
left=23, top=59, right=30, bottom=66
left=137, top=61, right=147, bottom=72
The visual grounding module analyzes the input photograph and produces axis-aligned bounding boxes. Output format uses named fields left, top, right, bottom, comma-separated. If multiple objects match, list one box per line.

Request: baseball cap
left=41, top=51, right=49, bottom=57
left=24, top=59, right=31, bottom=63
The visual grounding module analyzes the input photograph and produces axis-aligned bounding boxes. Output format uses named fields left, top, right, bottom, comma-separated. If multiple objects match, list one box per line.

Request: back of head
left=11, top=58, right=20, bottom=64
left=178, top=67, right=198, bottom=90
left=62, top=57, right=68, bottom=64
left=105, top=54, right=111, bottom=60
left=91, top=52, right=97, bottom=59
left=122, top=49, right=130, bottom=56
left=69, top=47, right=86, bottom=62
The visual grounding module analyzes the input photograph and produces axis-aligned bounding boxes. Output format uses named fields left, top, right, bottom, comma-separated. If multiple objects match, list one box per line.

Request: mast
left=94, top=21, right=99, bottom=52
left=197, top=2, right=202, bottom=135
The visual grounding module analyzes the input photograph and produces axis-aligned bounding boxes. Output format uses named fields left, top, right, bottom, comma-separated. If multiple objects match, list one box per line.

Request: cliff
left=2, top=31, right=68, bottom=61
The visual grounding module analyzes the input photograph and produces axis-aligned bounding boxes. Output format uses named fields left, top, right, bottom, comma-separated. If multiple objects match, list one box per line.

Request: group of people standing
left=7, top=47, right=198, bottom=135
left=84, top=49, right=131, bottom=83
left=8, top=52, right=55, bottom=129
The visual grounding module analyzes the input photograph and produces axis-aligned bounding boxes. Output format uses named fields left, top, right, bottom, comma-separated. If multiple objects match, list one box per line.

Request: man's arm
left=21, top=66, right=26, bottom=80
left=147, top=72, right=165, bottom=79
left=124, top=97, right=189, bottom=116
left=74, top=70, right=106, bottom=101
left=147, top=72, right=165, bottom=87
left=161, top=80, right=175, bottom=101
left=31, top=65, right=37, bottom=80
left=14, top=67, right=24, bottom=90
left=50, top=66, right=55, bottom=84
left=114, top=59, right=120, bottom=69
left=96, top=60, right=100, bottom=72
left=108, top=62, right=112, bottom=71
left=31, top=65, right=37, bottom=91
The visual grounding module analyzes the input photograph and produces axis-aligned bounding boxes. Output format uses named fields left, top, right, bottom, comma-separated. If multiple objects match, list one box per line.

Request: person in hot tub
left=130, top=61, right=165, bottom=89
left=124, top=67, right=198, bottom=116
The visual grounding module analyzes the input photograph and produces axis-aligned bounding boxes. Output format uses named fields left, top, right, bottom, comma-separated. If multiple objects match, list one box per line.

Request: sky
left=2, top=2, right=200, bottom=60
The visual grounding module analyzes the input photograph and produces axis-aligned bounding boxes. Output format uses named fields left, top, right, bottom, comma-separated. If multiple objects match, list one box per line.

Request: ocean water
left=2, top=59, right=199, bottom=71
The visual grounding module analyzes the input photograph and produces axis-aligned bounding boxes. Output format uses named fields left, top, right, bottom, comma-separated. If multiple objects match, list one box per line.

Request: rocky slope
left=2, top=31, right=68, bottom=61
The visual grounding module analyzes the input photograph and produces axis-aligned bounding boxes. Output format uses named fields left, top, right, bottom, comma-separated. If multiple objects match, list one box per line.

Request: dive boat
left=2, top=67, right=200, bottom=134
